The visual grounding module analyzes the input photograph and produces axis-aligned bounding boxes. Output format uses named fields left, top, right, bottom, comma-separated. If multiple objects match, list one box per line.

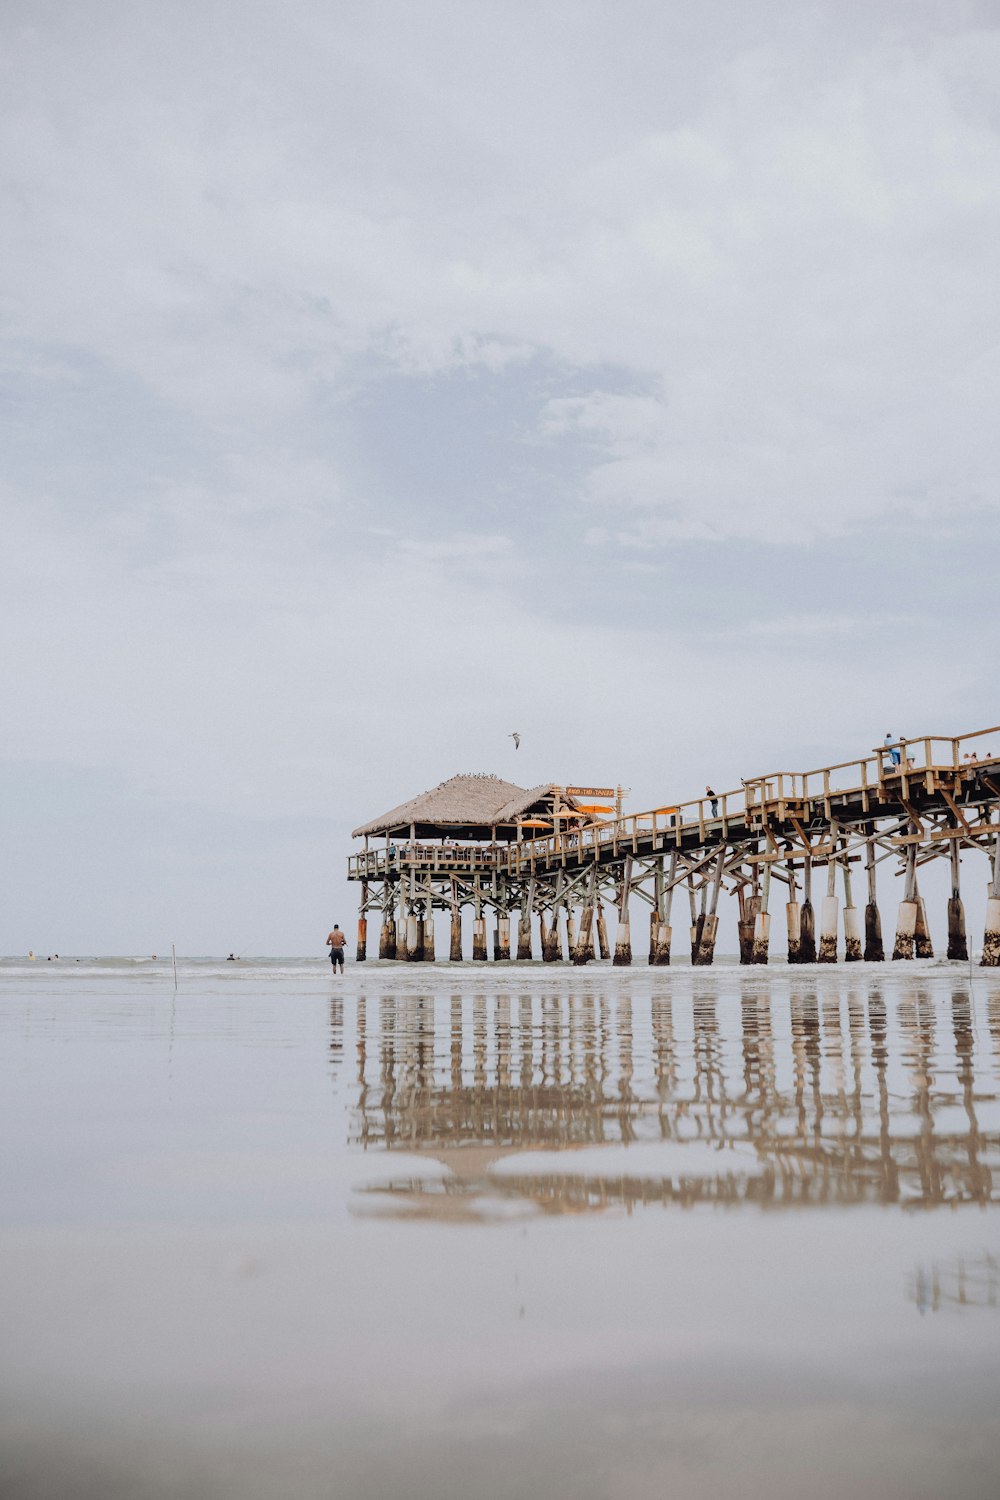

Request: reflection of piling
left=982, top=836, right=1000, bottom=966
left=864, top=838, right=884, bottom=961
left=947, top=840, right=967, bottom=960
left=379, top=913, right=396, bottom=960
left=799, top=854, right=817, bottom=964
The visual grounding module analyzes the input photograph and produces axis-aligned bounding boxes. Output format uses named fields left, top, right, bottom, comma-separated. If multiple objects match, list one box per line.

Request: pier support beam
left=450, top=906, right=463, bottom=962
left=396, top=898, right=409, bottom=961
left=738, top=873, right=760, bottom=965
left=565, top=909, right=578, bottom=960
left=982, top=836, right=1000, bottom=967
left=573, top=904, right=596, bottom=965
left=422, top=909, right=435, bottom=961
left=355, top=915, right=367, bottom=963
left=472, top=915, right=488, bottom=961
left=799, top=854, right=817, bottom=964
left=651, top=853, right=674, bottom=965
left=864, top=837, right=884, bottom=962
left=947, top=840, right=967, bottom=961
left=517, top=909, right=532, bottom=961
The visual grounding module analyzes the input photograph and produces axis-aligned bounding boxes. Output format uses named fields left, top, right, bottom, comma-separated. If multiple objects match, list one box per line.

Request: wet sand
left=1, top=958, right=999, bottom=1498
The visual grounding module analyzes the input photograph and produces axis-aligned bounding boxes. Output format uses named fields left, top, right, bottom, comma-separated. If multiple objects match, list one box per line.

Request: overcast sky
left=2, top=0, right=999, bottom=954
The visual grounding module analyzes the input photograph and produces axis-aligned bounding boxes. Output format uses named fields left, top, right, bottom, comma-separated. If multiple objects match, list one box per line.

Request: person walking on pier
left=885, top=733, right=901, bottom=768
left=706, top=785, right=719, bottom=818
left=327, top=924, right=347, bottom=973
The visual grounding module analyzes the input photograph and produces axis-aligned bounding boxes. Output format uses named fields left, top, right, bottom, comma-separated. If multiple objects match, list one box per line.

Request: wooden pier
left=347, top=726, right=1000, bottom=966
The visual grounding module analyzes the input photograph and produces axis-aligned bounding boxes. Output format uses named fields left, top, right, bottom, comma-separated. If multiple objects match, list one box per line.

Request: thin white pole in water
left=172, top=943, right=178, bottom=989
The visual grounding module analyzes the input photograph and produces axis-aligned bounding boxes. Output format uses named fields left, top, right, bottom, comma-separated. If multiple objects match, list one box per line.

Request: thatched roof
left=352, top=776, right=580, bottom=841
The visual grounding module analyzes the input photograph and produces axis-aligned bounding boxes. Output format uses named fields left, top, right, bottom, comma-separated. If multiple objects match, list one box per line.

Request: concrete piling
left=695, top=913, right=719, bottom=966
left=893, top=845, right=917, bottom=960
left=450, top=908, right=463, bottom=962
left=573, top=904, right=595, bottom=965
left=892, top=901, right=917, bottom=960
left=565, top=910, right=578, bottom=958
left=786, top=900, right=801, bottom=963
left=379, top=913, right=396, bottom=960
left=818, top=856, right=839, bottom=963
left=472, top=915, right=488, bottom=961
left=648, top=908, right=659, bottom=965
left=751, top=864, right=771, bottom=964
left=842, top=851, right=862, bottom=961
left=613, top=914, right=632, bottom=966
left=516, top=910, right=533, bottom=960
left=542, top=911, right=560, bottom=962
left=596, top=903, right=610, bottom=960
left=914, top=895, right=934, bottom=959
left=422, top=910, right=435, bottom=961
left=407, top=913, right=422, bottom=962
left=495, top=916, right=510, bottom=961
left=613, top=859, right=633, bottom=965
left=738, top=880, right=760, bottom=965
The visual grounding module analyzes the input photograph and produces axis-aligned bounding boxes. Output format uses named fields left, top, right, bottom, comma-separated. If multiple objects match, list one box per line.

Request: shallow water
left=1, top=958, right=999, bottom=1498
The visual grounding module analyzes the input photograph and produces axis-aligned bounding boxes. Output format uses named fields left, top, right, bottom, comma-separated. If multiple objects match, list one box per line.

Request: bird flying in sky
left=510, top=732, right=520, bottom=750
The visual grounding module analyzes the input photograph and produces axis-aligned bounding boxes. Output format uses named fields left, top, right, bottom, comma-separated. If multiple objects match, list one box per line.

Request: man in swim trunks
left=327, top=924, right=347, bottom=972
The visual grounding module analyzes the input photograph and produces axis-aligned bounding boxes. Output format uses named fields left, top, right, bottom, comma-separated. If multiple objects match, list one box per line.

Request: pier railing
left=347, top=725, right=1000, bottom=883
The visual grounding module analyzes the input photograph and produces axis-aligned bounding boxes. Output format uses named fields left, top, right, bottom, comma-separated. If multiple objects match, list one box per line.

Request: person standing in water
left=327, top=924, right=347, bottom=973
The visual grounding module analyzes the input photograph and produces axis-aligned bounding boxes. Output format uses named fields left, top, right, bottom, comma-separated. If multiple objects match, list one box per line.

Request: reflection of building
left=346, top=983, right=1000, bottom=1221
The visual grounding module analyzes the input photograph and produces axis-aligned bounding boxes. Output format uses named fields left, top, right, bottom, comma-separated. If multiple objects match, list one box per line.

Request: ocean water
left=1, top=957, right=998, bottom=1499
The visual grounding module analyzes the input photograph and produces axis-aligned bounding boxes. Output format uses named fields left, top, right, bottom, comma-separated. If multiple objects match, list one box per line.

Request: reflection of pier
left=346, top=984, right=1000, bottom=1220
left=907, top=1252, right=999, bottom=1315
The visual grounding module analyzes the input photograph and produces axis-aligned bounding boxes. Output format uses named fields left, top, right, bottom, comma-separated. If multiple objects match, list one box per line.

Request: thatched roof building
left=352, top=775, right=580, bottom=842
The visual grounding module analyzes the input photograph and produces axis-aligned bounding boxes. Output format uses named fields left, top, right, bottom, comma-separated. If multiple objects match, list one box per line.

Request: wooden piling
left=786, top=901, right=801, bottom=963
left=396, top=899, right=409, bottom=961
left=379, top=912, right=396, bottom=960
left=573, top=905, right=596, bottom=965
left=565, top=909, right=578, bottom=959
left=472, top=916, right=488, bottom=961
left=863, top=837, right=884, bottom=961
left=450, top=906, right=463, bottom=962
left=652, top=852, right=675, bottom=965
left=946, top=839, right=967, bottom=960
left=356, top=915, right=367, bottom=962
left=517, top=910, right=532, bottom=960
left=799, top=854, right=817, bottom=963
left=422, top=909, right=436, bottom=961
left=495, top=915, right=511, bottom=961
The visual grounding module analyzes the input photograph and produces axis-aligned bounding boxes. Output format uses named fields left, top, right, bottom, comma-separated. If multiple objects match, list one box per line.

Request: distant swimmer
left=28, top=951, right=35, bottom=961
left=327, top=924, right=347, bottom=973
